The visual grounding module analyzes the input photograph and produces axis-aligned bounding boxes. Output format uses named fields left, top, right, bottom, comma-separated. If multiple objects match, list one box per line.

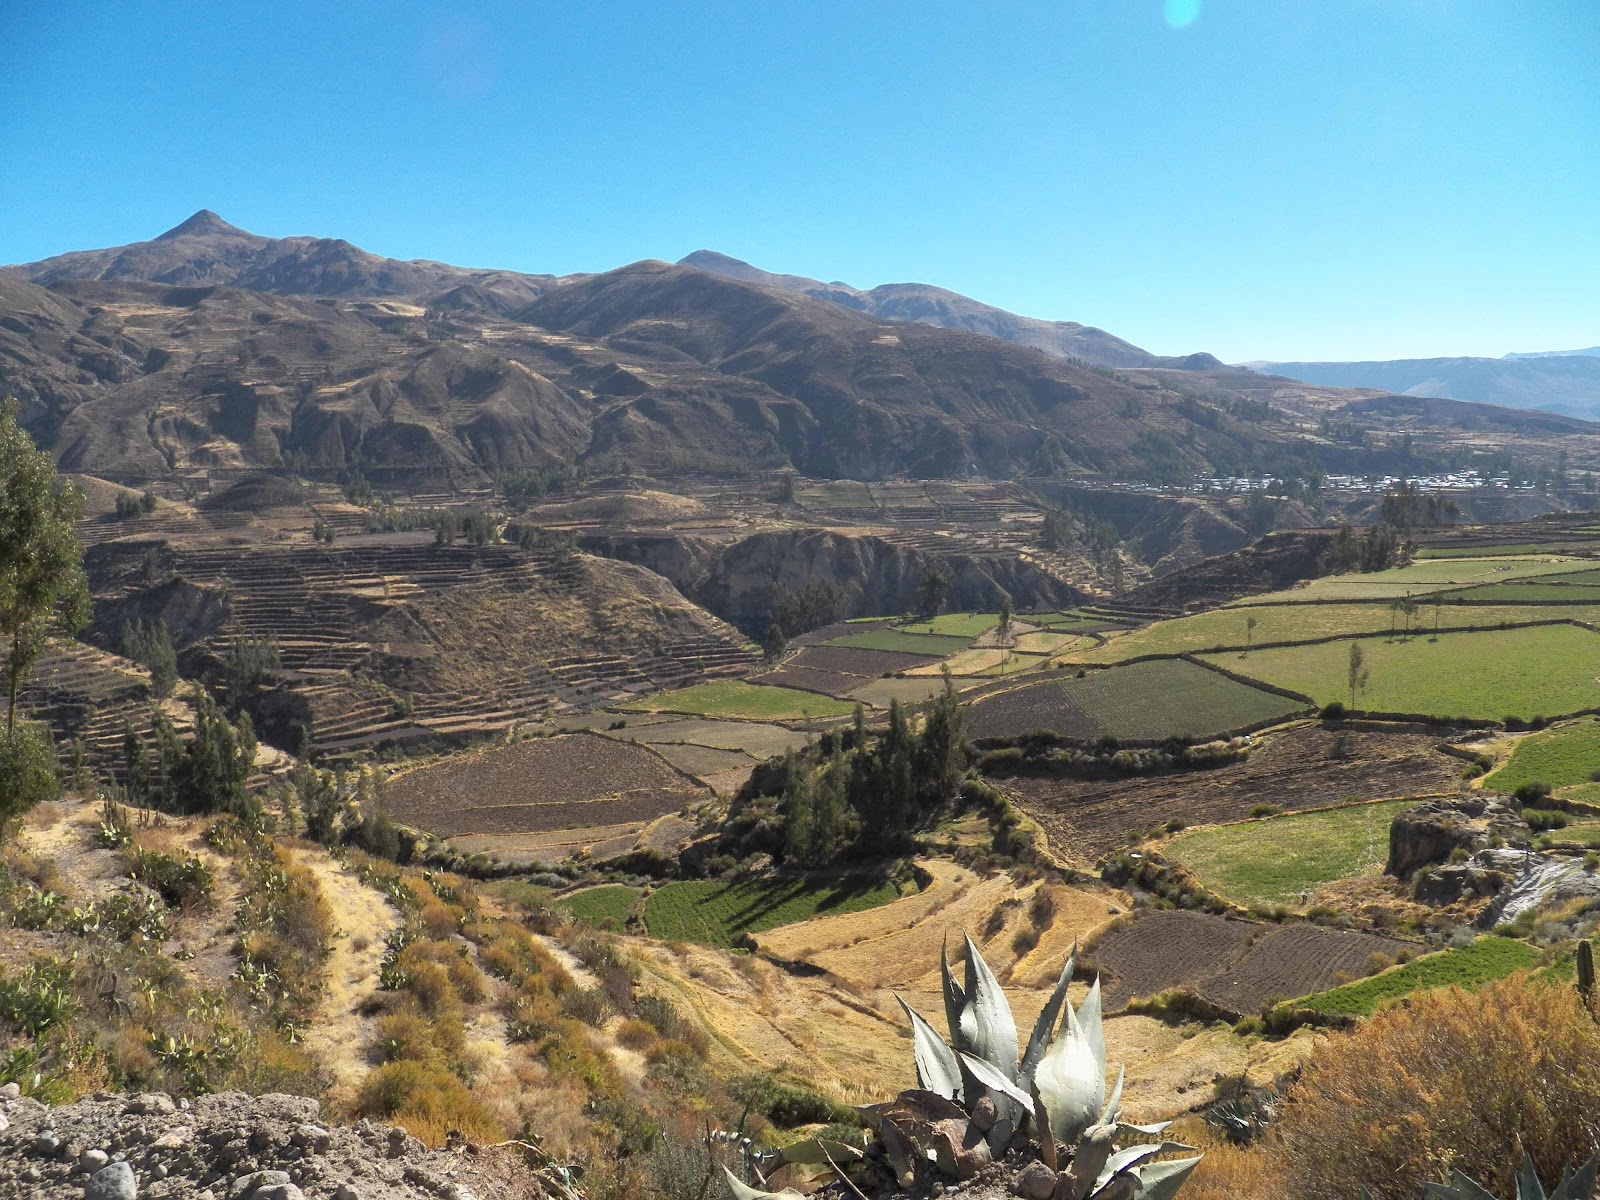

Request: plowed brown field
left=1005, top=725, right=1460, bottom=867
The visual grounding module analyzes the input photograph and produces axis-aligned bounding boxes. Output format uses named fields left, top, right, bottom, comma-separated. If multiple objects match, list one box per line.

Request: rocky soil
left=0, top=1088, right=574, bottom=1200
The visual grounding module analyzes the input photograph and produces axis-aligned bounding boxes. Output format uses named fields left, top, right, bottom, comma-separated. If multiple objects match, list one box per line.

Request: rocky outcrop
left=0, top=1088, right=573, bottom=1200
left=1385, top=795, right=1529, bottom=880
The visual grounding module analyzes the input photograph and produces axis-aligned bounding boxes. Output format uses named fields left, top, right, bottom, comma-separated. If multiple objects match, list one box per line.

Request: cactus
left=1578, top=939, right=1595, bottom=1010
left=1423, top=1151, right=1600, bottom=1200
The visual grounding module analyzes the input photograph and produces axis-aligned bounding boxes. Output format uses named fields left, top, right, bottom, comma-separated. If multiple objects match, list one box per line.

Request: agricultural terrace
left=1240, top=555, right=1582, bottom=604
left=383, top=732, right=707, bottom=839
left=642, top=875, right=906, bottom=948
left=1485, top=717, right=1600, bottom=793
left=1288, top=935, right=1542, bottom=1017
left=1062, top=600, right=1600, bottom=666
left=823, top=628, right=971, bottom=656
left=1007, top=727, right=1460, bottom=865
left=625, top=679, right=855, bottom=721
left=557, top=885, right=641, bottom=928
left=967, top=657, right=1306, bottom=743
left=899, top=612, right=1002, bottom=637
left=1084, top=909, right=1413, bottom=1016
left=1165, top=800, right=1413, bottom=909
left=1206, top=624, right=1600, bottom=720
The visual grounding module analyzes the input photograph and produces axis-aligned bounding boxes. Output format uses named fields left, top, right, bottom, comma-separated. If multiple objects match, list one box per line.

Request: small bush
left=1249, top=804, right=1283, bottom=819
left=1524, top=808, right=1569, bottom=833
left=1515, top=781, right=1554, bottom=806
left=559, top=987, right=613, bottom=1026
left=128, top=849, right=214, bottom=909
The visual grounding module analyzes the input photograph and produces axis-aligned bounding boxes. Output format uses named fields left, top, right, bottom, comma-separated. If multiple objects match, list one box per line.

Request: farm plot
left=1165, top=799, right=1413, bottom=909
left=787, top=645, right=944, bottom=675
left=1484, top=717, right=1600, bottom=793
left=899, top=612, right=1001, bottom=638
left=625, top=679, right=855, bottom=721
left=1085, top=909, right=1415, bottom=1015
left=558, top=885, right=641, bottom=928
left=825, top=629, right=972, bottom=656
left=1290, top=935, right=1541, bottom=1017
left=1207, top=624, right=1600, bottom=720
left=967, top=658, right=1306, bottom=743
left=645, top=742, right=756, bottom=779
left=384, top=733, right=706, bottom=841
left=1433, top=581, right=1600, bottom=604
left=1004, top=726, right=1460, bottom=866
left=643, top=876, right=905, bottom=948
left=908, top=648, right=1048, bottom=677
left=1241, top=557, right=1580, bottom=604
left=751, top=664, right=867, bottom=698
left=847, top=676, right=979, bottom=707
left=614, top=717, right=814, bottom=758
left=1063, top=601, right=1600, bottom=666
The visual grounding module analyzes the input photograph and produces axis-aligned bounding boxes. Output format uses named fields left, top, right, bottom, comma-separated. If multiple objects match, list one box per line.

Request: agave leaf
left=895, top=1088, right=970, bottom=1123
left=1034, top=999, right=1105, bottom=1145
left=957, top=933, right=1019, bottom=1080
left=1552, top=1151, right=1600, bottom=1200
left=1021, top=947, right=1075, bottom=1083
left=1119, top=1120, right=1172, bottom=1136
left=1519, top=1156, right=1551, bottom=1200
left=897, top=996, right=964, bottom=1101
left=1129, top=1155, right=1204, bottom=1200
left=1097, top=1063, right=1125, bottom=1128
left=940, top=934, right=967, bottom=1050
left=1425, top=1172, right=1499, bottom=1200
left=777, top=1138, right=865, bottom=1166
left=721, top=1166, right=804, bottom=1200
left=1093, top=1142, right=1197, bottom=1192
left=878, top=1114, right=917, bottom=1189
left=1076, top=975, right=1106, bottom=1081
left=957, top=1050, right=1035, bottom=1109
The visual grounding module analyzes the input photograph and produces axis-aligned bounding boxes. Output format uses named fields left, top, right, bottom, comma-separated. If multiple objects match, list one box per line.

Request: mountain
left=1248, top=355, right=1600, bottom=422
left=5, top=212, right=1600, bottom=487
left=678, top=250, right=1222, bottom=370
left=1503, top=346, right=1600, bottom=360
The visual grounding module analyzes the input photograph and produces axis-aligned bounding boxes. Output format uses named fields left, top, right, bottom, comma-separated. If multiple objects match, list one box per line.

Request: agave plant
left=1424, top=1153, right=1600, bottom=1200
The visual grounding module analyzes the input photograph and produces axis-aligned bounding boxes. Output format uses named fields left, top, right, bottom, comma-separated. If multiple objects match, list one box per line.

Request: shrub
left=1524, top=808, right=1569, bottom=833
left=616, top=1018, right=659, bottom=1051
left=128, top=849, right=214, bottom=908
left=1268, top=975, right=1600, bottom=1200
left=559, top=987, right=613, bottom=1026
left=1010, top=926, right=1040, bottom=956
left=1515, top=781, right=1554, bottom=806
left=1249, top=804, right=1283, bottom=819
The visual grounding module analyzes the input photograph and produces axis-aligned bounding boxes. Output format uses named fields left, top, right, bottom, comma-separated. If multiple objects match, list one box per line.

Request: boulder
left=1386, top=796, right=1528, bottom=879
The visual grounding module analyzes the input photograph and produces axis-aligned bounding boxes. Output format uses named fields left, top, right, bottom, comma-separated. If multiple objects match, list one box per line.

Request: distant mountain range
left=1249, top=352, right=1600, bottom=422
left=3, top=211, right=1597, bottom=486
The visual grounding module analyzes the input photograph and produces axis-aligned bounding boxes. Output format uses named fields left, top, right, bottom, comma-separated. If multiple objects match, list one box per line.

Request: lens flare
left=1163, top=0, right=1201, bottom=29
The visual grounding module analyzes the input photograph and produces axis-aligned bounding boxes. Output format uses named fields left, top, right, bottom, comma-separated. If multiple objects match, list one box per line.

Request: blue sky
left=3, top=1, right=1597, bottom=362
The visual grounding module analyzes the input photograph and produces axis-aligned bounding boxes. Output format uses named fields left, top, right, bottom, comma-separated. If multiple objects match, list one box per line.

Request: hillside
left=1252, top=353, right=1600, bottom=422
left=9, top=214, right=1600, bottom=488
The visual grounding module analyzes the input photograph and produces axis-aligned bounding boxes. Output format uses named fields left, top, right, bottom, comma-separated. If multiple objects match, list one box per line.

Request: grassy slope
left=899, top=612, right=999, bottom=637
left=642, top=877, right=903, bottom=948
left=1166, top=800, right=1413, bottom=909
left=1204, top=624, right=1600, bottom=720
left=1067, top=602, right=1600, bottom=665
left=1291, top=936, right=1542, bottom=1016
left=1063, top=657, right=1305, bottom=740
left=1485, top=718, right=1600, bottom=792
left=558, top=885, right=641, bottom=927
left=825, top=629, right=972, bottom=655
left=1238, top=557, right=1580, bottom=604
left=627, top=680, right=855, bottom=720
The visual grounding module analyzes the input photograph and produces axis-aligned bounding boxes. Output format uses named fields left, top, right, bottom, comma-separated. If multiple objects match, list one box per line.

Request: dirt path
left=292, top=848, right=399, bottom=1105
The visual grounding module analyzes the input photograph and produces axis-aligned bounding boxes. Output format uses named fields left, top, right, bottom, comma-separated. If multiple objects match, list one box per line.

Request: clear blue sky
left=4, top=1, right=1597, bottom=363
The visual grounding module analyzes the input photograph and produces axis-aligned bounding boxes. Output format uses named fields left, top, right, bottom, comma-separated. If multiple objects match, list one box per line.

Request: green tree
left=762, top=621, right=788, bottom=664
left=1348, top=642, right=1370, bottom=711
left=0, top=399, right=91, bottom=732
left=219, top=635, right=281, bottom=708
left=1245, top=613, right=1258, bottom=652
left=172, top=691, right=257, bottom=818
left=0, top=722, right=58, bottom=832
left=123, top=619, right=178, bottom=699
left=916, top=563, right=951, bottom=619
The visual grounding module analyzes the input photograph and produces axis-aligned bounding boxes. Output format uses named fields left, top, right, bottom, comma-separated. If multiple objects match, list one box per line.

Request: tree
left=171, top=691, right=257, bottom=818
left=916, top=563, right=951, bottom=619
left=219, top=635, right=281, bottom=709
left=0, top=398, right=90, bottom=732
left=996, top=596, right=1013, bottom=673
left=0, top=722, right=58, bottom=832
left=123, top=619, right=178, bottom=699
left=762, top=621, right=788, bottom=664
left=1348, top=642, right=1369, bottom=711
left=1245, top=614, right=1258, bottom=652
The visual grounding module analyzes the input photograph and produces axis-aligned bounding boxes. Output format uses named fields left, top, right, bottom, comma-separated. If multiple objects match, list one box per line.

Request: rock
left=334, top=1186, right=360, bottom=1200
left=0, top=1081, right=21, bottom=1099
left=931, top=1117, right=992, bottom=1180
left=291, top=1124, right=331, bottom=1154
left=1386, top=796, right=1527, bottom=878
left=83, top=1148, right=112, bottom=1172
left=1014, top=1161, right=1058, bottom=1199
left=1477, top=848, right=1600, bottom=928
left=968, top=1097, right=997, bottom=1133
left=128, top=1094, right=177, bottom=1117
left=37, top=1129, right=62, bottom=1156
left=230, top=1171, right=291, bottom=1199
left=0, top=1111, right=8, bottom=1133
left=248, top=1127, right=274, bottom=1152
left=85, top=1161, right=138, bottom=1200
left=253, top=1186, right=306, bottom=1200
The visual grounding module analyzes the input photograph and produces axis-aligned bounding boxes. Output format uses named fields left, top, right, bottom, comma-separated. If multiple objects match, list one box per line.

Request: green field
left=1064, top=601, right=1600, bottom=666
left=1031, top=611, right=1116, bottom=631
left=1064, top=658, right=1305, bottom=739
left=558, top=885, right=641, bottom=928
left=642, top=876, right=903, bottom=947
left=1485, top=718, right=1600, bottom=792
left=1289, top=936, right=1542, bottom=1017
left=1536, top=820, right=1600, bottom=848
left=824, top=629, right=971, bottom=656
left=1415, top=544, right=1547, bottom=559
left=627, top=680, right=855, bottom=721
left=1435, top=581, right=1600, bottom=604
left=1241, top=558, right=1580, bottom=604
left=1205, top=624, right=1600, bottom=720
left=1167, top=800, right=1411, bottom=908
left=898, top=612, right=999, bottom=638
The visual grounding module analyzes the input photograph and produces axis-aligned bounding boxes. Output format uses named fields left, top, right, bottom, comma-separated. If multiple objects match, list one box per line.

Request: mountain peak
left=155, top=209, right=249, bottom=240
